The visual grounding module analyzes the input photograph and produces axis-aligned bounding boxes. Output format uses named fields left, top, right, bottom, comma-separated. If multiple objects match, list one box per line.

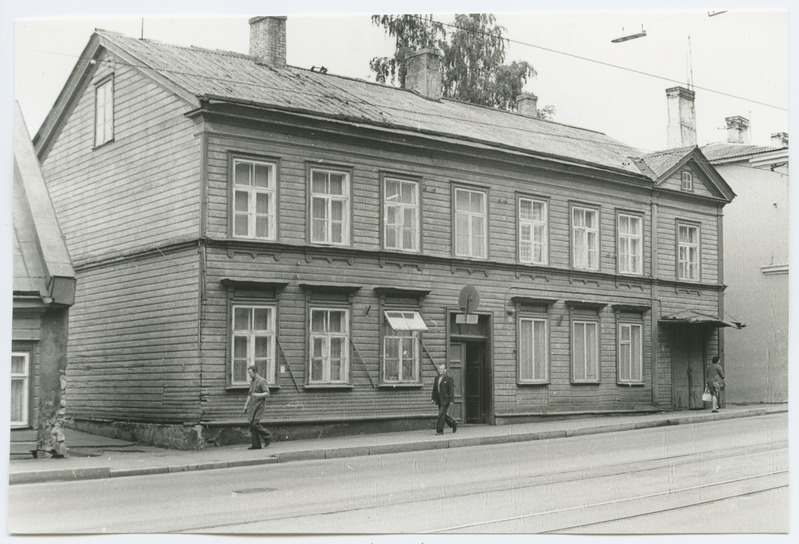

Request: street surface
left=8, top=413, right=788, bottom=534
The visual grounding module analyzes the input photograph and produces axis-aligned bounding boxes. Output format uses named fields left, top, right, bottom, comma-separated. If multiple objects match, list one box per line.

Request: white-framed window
left=383, top=311, right=426, bottom=384
left=309, top=308, right=350, bottom=384
left=11, top=352, right=30, bottom=427
left=572, top=206, right=599, bottom=270
left=454, top=187, right=487, bottom=258
left=519, top=317, right=548, bottom=383
left=311, top=168, right=350, bottom=245
left=677, top=223, right=700, bottom=281
left=233, top=159, right=276, bottom=240
left=618, top=323, right=643, bottom=384
left=231, top=305, right=276, bottom=386
left=618, top=213, right=643, bottom=275
left=519, top=197, right=548, bottom=265
left=384, top=177, right=419, bottom=252
left=572, top=320, right=599, bottom=382
left=681, top=171, right=694, bottom=191
left=94, top=77, right=114, bottom=147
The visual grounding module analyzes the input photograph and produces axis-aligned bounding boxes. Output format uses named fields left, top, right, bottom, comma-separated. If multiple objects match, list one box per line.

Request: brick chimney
left=725, top=116, right=750, bottom=144
left=249, top=16, right=287, bottom=67
left=770, top=132, right=788, bottom=148
left=404, top=48, right=442, bottom=100
left=666, top=86, right=697, bottom=147
left=516, top=92, right=539, bottom=118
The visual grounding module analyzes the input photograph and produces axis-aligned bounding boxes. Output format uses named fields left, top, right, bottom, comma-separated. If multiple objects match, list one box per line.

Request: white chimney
left=770, top=132, right=788, bottom=148
left=666, top=86, right=697, bottom=147
left=404, top=48, right=443, bottom=100
left=725, top=116, right=750, bottom=144
left=249, top=16, right=287, bottom=67
left=516, top=92, right=539, bottom=118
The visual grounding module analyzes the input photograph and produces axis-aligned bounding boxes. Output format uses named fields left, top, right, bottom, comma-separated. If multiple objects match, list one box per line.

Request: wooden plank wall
left=197, top=124, right=723, bottom=422
left=65, top=250, right=201, bottom=422
left=40, top=49, right=201, bottom=267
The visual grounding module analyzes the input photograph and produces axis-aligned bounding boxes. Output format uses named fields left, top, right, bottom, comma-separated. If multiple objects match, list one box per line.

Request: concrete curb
left=9, top=407, right=786, bottom=485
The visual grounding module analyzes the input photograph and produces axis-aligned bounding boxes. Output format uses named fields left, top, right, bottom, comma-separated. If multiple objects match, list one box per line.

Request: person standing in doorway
left=243, top=365, right=272, bottom=449
left=432, top=363, right=457, bottom=435
left=706, top=355, right=725, bottom=413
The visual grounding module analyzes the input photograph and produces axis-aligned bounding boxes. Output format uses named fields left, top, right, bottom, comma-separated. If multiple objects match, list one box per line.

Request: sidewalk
left=8, top=404, right=787, bottom=485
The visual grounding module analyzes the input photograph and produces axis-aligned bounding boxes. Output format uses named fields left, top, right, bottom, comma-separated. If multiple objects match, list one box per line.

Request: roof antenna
left=141, top=18, right=144, bottom=40
left=686, top=34, right=694, bottom=90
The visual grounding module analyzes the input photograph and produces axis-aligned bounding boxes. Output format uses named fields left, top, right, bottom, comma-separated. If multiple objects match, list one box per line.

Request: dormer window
left=680, top=171, right=694, bottom=192
left=94, top=76, right=114, bottom=147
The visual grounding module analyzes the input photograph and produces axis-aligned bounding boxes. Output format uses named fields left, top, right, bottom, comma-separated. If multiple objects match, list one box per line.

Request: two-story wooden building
left=34, top=17, right=736, bottom=448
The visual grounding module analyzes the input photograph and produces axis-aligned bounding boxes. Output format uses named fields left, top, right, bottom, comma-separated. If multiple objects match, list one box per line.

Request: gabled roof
left=634, top=145, right=735, bottom=202
left=701, top=142, right=785, bottom=162
left=36, top=28, right=649, bottom=179
left=14, top=103, right=76, bottom=305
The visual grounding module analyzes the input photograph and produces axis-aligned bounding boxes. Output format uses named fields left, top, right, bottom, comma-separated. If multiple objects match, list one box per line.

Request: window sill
left=617, top=381, right=645, bottom=386
left=92, top=139, right=115, bottom=150
left=377, top=383, right=424, bottom=389
left=226, top=384, right=280, bottom=391
left=517, top=381, right=550, bottom=386
left=570, top=381, right=601, bottom=385
left=303, top=384, right=354, bottom=390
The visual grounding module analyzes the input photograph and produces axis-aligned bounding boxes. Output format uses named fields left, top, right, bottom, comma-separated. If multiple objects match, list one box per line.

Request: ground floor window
left=231, top=305, right=276, bottom=386
left=309, top=308, right=350, bottom=384
left=382, top=310, right=426, bottom=384
left=519, top=317, right=548, bottom=383
left=572, top=320, right=599, bottom=382
left=11, top=352, right=30, bottom=426
left=618, top=323, right=643, bottom=384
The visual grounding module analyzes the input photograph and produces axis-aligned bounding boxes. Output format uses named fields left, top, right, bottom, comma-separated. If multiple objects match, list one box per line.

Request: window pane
left=455, top=190, right=470, bottom=211
left=385, top=180, right=399, bottom=200
left=255, top=336, right=270, bottom=357
left=386, top=224, right=398, bottom=248
left=255, top=216, right=269, bottom=238
left=253, top=308, right=270, bottom=331
left=519, top=199, right=532, bottom=221
left=253, top=164, right=270, bottom=188
left=11, top=355, right=26, bottom=375
left=312, top=171, right=327, bottom=193
left=330, top=357, right=342, bottom=382
left=312, top=219, right=327, bottom=242
left=311, top=357, right=324, bottom=382
left=234, top=308, right=251, bottom=331
left=400, top=182, right=416, bottom=204
left=534, top=321, right=547, bottom=380
left=234, top=190, right=249, bottom=212
left=632, top=327, right=642, bottom=381
left=573, top=324, right=586, bottom=381
left=586, top=324, right=598, bottom=380
left=329, top=174, right=344, bottom=195
left=311, top=311, right=326, bottom=332
left=255, top=193, right=269, bottom=215
left=455, top=215, right=469, bottom=255
left=471, top=192, right=484, bottom=214
left=11, top=379, right=26, bottom=421
left=331, top=200, right=344, bottom=221
left=520, top=320, right=532, bottom=381
left=232, top=359, right=248, bottom=383
left=329, top=311, right=344, bottom=333
left=233, top=336, right=248, bottom=358
left=332, top=222, right=343, bottom=244
left=235, top=162, right=251, bottom=186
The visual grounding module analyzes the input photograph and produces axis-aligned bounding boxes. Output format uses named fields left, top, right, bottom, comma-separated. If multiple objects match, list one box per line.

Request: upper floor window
left=519, top=317, right=548, bottom=383
left=384, top=177, right=419, bottom=252
left=94, top=77, right=114, bottom=147
left=572, top=320, right=599, bottom=383
left=233, top=159, right=276, bottom=240
left=618, top=323, right=643, bottom=384
left=618, top=213, right=643, bottom=275
left=382, top=311, right=426, bottom=384
left=309, top=308, right=350, bottom=384
left=310, top=168, right=350, bottom=246
left=677, top=223, right=700, bottom=281
left=681, top=171, right=694, bottom=192
left=572, top=206, right=599, bottom=270
left=454, top=187, right=487, bottom=258
left=231, top=305, right=276, bottom=387
left=519, top=197, right=548, bottom=265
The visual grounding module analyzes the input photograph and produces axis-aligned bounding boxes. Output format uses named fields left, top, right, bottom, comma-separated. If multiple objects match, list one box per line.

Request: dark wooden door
left=463, top=342, right=486, bottom=423
left=671, top=326, right=705, bottom=410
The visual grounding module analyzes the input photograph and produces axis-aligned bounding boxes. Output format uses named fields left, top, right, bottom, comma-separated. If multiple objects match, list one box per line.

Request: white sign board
left=455, top=313, right=478, bottom=324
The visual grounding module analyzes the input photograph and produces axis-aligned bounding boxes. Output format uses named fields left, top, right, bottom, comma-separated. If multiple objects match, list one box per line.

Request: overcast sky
left=6, top=2, right=793, bottom=153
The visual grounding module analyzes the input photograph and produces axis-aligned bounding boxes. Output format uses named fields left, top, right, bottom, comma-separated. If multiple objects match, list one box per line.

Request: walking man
left=243, top=365, right=272, bottom=449
left=432, top=363, right=457, bottom=435
left=706, top=355, right=725, bottom=413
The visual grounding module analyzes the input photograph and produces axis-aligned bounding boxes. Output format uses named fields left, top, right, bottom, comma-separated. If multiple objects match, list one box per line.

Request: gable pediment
left=638, top=147, right=735, bottom=202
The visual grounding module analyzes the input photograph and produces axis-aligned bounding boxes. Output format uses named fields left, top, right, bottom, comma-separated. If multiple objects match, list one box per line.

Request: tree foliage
left=370, top=13, right=553, bottom=117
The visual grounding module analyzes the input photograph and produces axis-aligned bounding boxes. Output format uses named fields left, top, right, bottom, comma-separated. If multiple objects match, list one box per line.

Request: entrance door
left=463, top=342, right=486, bottom=423
left=671, top=326, right=705, bottom=410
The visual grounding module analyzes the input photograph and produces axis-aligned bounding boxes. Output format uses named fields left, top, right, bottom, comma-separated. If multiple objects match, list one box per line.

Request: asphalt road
left=8, top=413, right=789, bottom=535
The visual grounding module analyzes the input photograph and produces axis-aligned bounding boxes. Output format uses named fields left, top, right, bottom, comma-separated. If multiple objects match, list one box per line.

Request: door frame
left=447, top=309, right=493, bottom=425
left=670, top=324, right=707, bottom=410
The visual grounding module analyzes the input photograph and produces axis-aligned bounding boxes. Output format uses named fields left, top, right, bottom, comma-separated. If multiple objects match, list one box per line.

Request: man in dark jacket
left=243, top=365, right=272, bottom=449
left=432, top=363, right=458, bottom=435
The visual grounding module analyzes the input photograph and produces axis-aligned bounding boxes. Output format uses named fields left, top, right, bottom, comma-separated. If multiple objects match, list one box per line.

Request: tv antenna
left=611, top=25, right=647, bottom=43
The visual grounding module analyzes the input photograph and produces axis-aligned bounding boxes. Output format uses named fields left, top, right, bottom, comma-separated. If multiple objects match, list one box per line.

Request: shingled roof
left=89, top=29, right=646, bottom=177
left=701, top=142, right=784, bottom=162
